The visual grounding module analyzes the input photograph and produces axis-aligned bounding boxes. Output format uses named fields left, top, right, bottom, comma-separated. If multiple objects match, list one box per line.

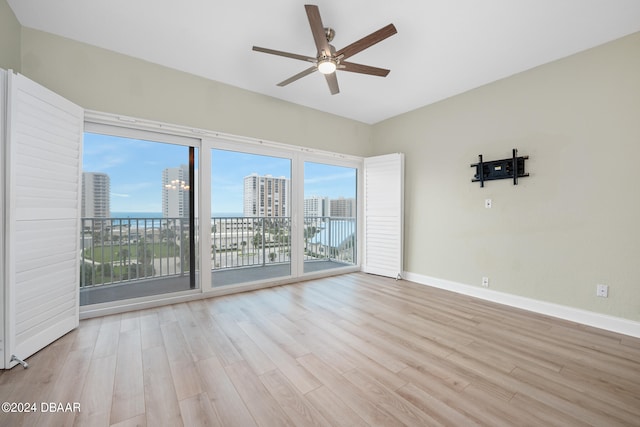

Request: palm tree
left=253, top=231, right=263, bottom=249
left=120, top=248, right=129, bottom=263
left=303, top=225, right=318, bottom=255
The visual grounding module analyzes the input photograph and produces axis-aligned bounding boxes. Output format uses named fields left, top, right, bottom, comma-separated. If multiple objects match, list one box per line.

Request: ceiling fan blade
left=252, top=46, right=315, bottom=63
left=340, top=61, right=390, bottom=77
left=335, top=23, right=397, bottom=60
left=277, top=66, right=318, bottom=87
left=324, top=72, right=340, bottom=95
left=305, top=4, right=331, bottom=56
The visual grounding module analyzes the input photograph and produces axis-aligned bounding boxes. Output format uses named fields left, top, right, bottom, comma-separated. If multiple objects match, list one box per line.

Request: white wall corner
left=403, top=271, right=640, bottom=339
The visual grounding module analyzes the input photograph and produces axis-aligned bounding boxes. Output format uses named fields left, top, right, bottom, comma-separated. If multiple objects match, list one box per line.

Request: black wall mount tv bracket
left=471, top=148, right=529, bottom=187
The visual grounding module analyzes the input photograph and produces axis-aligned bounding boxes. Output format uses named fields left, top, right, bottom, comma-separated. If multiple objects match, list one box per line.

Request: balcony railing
left=80, top=217, right=192, bottom=289
left=303, top=216, right=356, bottom=264
left=80, top=216, right=356, bottom=289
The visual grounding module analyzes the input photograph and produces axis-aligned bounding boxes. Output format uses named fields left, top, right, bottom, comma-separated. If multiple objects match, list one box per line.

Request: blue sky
left=83, top=133, right=356, bottom=214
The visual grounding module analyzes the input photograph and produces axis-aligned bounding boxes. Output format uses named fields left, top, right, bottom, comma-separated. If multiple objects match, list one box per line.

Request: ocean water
left=111, top=212, right=243, bottom=218
left=108, top=212, right=243, bottom=228
left=111, top=212, right=163, bottom=218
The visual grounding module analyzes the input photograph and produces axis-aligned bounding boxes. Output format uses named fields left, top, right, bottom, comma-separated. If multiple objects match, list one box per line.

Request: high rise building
left=82, top=172, right=110, bottom=218
left=304, top=196, right=329, bottom=218
left=162, top=165, right=190, bottom=218
left=243, top=173, right=289, bottom=217
left=330, top=197, right=356, bottom=218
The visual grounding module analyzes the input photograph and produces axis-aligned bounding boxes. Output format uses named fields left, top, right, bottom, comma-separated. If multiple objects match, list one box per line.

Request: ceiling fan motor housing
left=324, top=27, right=335, bottom=42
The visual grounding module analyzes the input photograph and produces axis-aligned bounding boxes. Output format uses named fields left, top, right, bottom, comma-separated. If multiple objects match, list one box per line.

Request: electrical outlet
left=596, top=284, right=608, bottom=298
left=485, top=199, right=492, bottom=208
left=482, top=277, right=489, bottom=287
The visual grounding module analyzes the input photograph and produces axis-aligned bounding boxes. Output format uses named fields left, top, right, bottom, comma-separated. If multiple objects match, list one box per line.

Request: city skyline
left=83, top=133, right=356, bottom=214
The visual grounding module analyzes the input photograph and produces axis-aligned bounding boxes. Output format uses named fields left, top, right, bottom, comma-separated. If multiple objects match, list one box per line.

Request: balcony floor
left=80, top=260, right=350, bottom=306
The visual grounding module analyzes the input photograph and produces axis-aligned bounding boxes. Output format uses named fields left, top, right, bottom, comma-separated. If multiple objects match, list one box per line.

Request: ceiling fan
left=252, top=4, right=397, bottom=95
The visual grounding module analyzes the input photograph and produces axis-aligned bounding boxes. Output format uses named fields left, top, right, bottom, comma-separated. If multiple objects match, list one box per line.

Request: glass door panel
left=303, top=162, right=357, bottom=273
left=81, top=132, right=199, bottom=305
left=211, top=149, right=291, bottom=286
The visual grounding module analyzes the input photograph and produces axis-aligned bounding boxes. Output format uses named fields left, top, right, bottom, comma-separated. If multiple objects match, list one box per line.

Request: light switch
left=485, top=199, right=492, bottom=208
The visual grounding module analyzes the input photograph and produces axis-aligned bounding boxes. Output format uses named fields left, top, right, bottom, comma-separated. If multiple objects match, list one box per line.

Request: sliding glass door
left=210, top=148, right=291, bottom=286
left=80, top=130, right=199, bottom=305
left=80, top=122, right=361, bottom=308
left=303, top=161, right=357, bottom=273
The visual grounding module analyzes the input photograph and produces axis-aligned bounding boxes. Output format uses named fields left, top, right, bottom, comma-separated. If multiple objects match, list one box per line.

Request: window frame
left=82, top=110, right=363, bottom=317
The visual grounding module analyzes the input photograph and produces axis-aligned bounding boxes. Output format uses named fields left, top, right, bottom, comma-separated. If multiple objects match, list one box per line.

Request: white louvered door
left=3, top=72, right=83, bottom=368
left=362, top=153, right=404, bottom=279
left=0, top=69, right=6, bottom=366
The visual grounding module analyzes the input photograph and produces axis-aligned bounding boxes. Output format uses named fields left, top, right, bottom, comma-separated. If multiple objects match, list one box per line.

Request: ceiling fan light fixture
left=317, top=58, right=337, bottom=74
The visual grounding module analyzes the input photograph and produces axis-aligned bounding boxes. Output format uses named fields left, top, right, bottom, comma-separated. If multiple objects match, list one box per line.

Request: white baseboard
left=403, top=272, right=640, bottom=339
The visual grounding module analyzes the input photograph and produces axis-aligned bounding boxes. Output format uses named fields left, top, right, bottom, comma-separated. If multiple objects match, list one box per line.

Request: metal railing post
left=262, top=218, right=266, bottom=266
left=80, top=219, right=85, bottom=288
left=179, top=218, right=185, bottom=277
left=328, top=217, right=332, bottom=261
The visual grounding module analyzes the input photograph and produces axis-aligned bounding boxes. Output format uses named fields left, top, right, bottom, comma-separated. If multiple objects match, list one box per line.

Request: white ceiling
left=7, top=0, right=640, bottom=124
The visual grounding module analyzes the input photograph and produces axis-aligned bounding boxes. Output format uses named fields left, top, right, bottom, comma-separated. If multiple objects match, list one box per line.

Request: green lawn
left=83, top=243, right=181, bottom=262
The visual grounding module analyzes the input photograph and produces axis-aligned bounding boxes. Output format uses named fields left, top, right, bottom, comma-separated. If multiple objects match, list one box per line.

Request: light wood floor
left=1, top=273, right=639, bottom=426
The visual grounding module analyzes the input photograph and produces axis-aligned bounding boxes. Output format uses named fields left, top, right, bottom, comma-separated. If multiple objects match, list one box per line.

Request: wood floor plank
left=169, top=359, right=204, bottom=401
left=156, top=304, right=178, bottom=324
left=343, top=368, right=443, bottom=426
left=273, top=313, right=408, bottom=390
left=73, top=355, right=117, bottom=427
left=509, top=392, right=590, bottom=427
left=69, top=317, right=101, bottom=352
left=93, top=318, right=121, bottom=360
left=119, top=311, right=141, bottom=333
left=191, top=309, right=244, bottom=366
left=140, top=326, right=163, bottom=350
left=266, top=312, right=357, bottom=375
left=31, top=347, right=94, bottom=427
left=110, top=329, right=145, bottom=425
left=262, top=287, right=313, bottom=320
left=160, top=321, right=192, bottom=364
left=559, top=365, right=640, bottom=412
left=448, top=348, right=630, bottom=427
left=109, top=414, right=146, bottom=427
left=178, top=392, right=223, bottom=427
left=398, top=365, right=494, bottom=425
left=395, top=382, right=475, bottom=427
left=461, top=384, right=550, bottom=427
left=259, top=369, right=333, bottom=427
left=212, top=313, right=277, bottom=375
left=142, top=345, right=183, bottom=427
left=248, top=311, right=311, bottom=359
left=510, top=367, right=637, bottom=426
left=304, top=386, right=369, bottom=427
left=237, top=320, right=320, bottom=394
left=224, top=361, right=295, bottom=427
left=138, top=309, right=160, bottom=330
left=303, top=314, right=409, bottom=373
left=175, top=307, right=217, bottom=362
left=298, top=353, right=405, bottom=427
left=195, top=356, right=257, bottom=427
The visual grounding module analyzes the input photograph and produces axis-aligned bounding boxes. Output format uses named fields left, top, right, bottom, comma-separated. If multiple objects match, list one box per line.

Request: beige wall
left=373, top=32, right=640, bottom=321
left=0, top=0, right=21, bottom=72
left=18, top=28, right=372, bottom=157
